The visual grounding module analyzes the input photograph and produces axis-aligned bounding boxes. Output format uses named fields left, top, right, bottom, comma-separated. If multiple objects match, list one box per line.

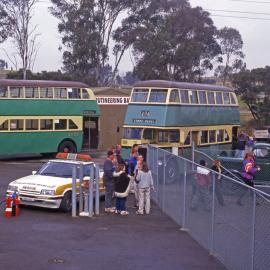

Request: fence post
left=88, top=164, right=94, bottom=217
left=251, top=190, right=256, bottom=270
left=162, top=151, right=166, bottom=211
left=79, top=164, right=84, bottom=213
left=191, top=141, right=195, bottom=171
left=72, top=165, right=77, bottom=218
left=95, top=164, right=100, bottom=215
left=210, top=172, right=216, bottom=255
left=181, top=160, right=188, bottom=231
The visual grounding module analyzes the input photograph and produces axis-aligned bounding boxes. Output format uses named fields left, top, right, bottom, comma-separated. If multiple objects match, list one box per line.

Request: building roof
left=92, top=87, right=132, bottom=96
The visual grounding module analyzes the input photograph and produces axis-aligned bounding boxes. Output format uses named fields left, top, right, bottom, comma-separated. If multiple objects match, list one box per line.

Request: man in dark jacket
left=103, top=150, right=116, bottom=213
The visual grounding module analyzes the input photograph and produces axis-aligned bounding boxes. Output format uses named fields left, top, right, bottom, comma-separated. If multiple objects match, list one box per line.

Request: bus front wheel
left=58, top=140, right=77, bottom=153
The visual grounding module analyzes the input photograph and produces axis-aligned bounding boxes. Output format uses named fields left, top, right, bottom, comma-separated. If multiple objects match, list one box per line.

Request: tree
left=233, top=66, right=270, bottom=126
left=0, top=0, right=40, bottom=80
left=113, top=2, right=221, bottom=82
left=0, top=8, right=10, bottom=43
left=50, top=0, right=134, bottom=85
left=215, top=27, right=245, bottom=85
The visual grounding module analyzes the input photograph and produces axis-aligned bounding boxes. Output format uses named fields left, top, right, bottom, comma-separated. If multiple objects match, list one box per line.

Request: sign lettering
left=96, top=96, right=130, bottom=105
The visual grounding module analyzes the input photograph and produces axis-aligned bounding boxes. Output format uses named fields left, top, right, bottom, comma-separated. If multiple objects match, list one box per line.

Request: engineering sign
left=96, top=96, right=130, bottom=105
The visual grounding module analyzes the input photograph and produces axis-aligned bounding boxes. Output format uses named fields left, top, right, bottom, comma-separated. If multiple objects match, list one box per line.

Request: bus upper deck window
left=190, top=90, right=198, bottom=104
left=68, top=88, right=81, bottom=99
left=180, top=90, right=189, bottom=104
left=10, top=87, right=23, bottom=98
left=25, top=87, right=39, bottom=98
left=198, top=91, right=207, bottom=104
left=207, top=92, right=215, bottom=104
left=230, top=93, right=237, bottom=104
left=149, top=89, right=167, bottom=103
left=143, top=129, right=154, bottom=140
left=169, top=89, right=180, bottom=103
left=169, top=130, right=180, bottom=142
left=55, top=88, right=67, bottom=99
left=0, top=86, right=8, bottom=98
left=216, top=92, right=223, bottom=105
left=82, top=89, right=90, bottom=99
left=131, top=88, right=149, bottom=102
left=40, top=87, right=53, bottom=98
left=223, top=92, right=230, bottom=105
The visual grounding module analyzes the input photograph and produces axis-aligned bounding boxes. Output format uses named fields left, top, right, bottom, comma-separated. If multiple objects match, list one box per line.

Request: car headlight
left=8, top=185, right=18, bottom=192
left=40, top=189, right=55, bottom=196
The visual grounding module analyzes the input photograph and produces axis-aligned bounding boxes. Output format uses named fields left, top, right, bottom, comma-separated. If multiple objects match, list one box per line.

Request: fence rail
left=147, top=145, right=270, bottom=270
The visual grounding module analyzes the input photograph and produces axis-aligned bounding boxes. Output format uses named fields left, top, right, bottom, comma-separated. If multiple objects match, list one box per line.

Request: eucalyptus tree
left=0, top=0, right=40, bottom=79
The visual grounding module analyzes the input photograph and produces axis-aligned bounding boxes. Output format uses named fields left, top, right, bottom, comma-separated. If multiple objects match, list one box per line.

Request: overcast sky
left=0, top=0, right=270, bottom=74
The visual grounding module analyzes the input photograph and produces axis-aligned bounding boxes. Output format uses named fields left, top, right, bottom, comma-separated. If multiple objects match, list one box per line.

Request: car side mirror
left=32, top=171, right=37, bottom=175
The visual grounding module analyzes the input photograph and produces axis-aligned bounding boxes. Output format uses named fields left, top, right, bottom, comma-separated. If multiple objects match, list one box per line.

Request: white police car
left=6, top=155, right=104, bottom=212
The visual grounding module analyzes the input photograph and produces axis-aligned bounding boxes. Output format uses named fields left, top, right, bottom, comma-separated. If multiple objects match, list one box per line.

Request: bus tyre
left=60, top=191, right=72, bottom=212
left=58, top=140, right=77, bottom=153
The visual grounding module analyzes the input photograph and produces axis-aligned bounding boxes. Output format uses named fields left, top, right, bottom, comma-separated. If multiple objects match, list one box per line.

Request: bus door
left=82, top=117, right=99, bottom=149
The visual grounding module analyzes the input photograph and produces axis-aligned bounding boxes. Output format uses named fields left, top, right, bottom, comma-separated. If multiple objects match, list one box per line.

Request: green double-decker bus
left=0, top=79, right=100, bottom=155
left=121, top=80, right=240, bottom=159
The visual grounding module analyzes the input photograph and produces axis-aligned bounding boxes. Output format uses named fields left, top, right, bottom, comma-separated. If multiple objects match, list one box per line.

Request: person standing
left=237, top=152, right=260, bottom=205
left=113, top=164, right=131, bottom=215
left=136, top=162, right=154, bottom=215
left=103, top=150, right=116, bottom=213
left=128, top=149, right=138, bottom=193
left=133, top=155, right=144, bottom=208
left=191, top=160, right=212, bottom=211
left=235, top=133, right=246, bottom=158
left=211, top=159, right=225, bottom=206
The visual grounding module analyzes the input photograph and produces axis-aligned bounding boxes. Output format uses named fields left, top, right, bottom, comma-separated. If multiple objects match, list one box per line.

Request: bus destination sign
left=132, top=119, right=156, bottom=124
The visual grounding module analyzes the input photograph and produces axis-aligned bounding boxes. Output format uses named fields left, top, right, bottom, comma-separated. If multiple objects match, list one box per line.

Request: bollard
left=71, top=165, right=77, bottom=217
left=95, top=164, right=100, bottom=215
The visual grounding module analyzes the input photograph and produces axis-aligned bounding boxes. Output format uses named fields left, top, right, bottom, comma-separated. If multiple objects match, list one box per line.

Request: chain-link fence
left=147, top=145, right=270, bottom=270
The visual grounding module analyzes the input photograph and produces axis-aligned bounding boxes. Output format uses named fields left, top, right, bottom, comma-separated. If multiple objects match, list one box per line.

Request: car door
left=253, top=146, right=270, bottom=183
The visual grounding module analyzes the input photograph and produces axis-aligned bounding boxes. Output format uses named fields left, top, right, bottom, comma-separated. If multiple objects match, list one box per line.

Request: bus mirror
left=179, top=131, right=185, bottom=144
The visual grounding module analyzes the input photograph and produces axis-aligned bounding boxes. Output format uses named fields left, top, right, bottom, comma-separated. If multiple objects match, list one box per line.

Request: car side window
left=253, top=147, right=269, bottom=158
left=83, top=165, right=91, bottom=177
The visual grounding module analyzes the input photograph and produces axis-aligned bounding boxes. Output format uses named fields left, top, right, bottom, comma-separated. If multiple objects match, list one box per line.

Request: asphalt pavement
left=0, top=156, right=226, bottom=270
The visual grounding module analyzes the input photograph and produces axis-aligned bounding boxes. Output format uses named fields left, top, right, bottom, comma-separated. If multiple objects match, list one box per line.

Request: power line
left=211, top=14, right=270, bottom=21
left=230, top=0, right=270, bottom=4
left=206, top=9, right=270, bottom=16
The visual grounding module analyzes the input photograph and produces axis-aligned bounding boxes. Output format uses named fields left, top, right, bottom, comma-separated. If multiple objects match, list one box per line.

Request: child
left=113, top=164, right=131, bottom=215
left=135, top=162, right=154, bottom=215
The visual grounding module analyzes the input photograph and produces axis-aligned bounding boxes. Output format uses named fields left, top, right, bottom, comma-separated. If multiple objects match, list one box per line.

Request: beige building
left=93, top=87, right=132, bottom=150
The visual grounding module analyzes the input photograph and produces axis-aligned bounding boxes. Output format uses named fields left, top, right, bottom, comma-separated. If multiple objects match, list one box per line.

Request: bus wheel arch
left=58, top=139, right=77, bottom=153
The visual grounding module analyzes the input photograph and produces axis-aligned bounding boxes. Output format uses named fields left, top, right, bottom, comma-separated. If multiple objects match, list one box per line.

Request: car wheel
left=58, top=140, right=77, bottom=153
left=60, top=191, right=72, bottom=212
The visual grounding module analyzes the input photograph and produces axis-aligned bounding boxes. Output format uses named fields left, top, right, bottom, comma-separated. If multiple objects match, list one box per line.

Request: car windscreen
left=38, top=162, right=74, bottom=177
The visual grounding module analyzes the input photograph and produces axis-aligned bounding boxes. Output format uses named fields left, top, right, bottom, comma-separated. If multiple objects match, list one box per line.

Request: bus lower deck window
left=40, top=119, right=53, bottom=130
left=201, top=130, right=208, bottom=144
left=55, top=119, right=67, bottom=130
left=184, top=132, right=191, bottom=145
left=209, top=130, right=216, bottom=143
left=143, top=129, right=154, bottom=140
left=158, top=131, right=169, bottom=142
left=26, top=119, right=39, bottom=130
left=10, top=120, right=23, bottom=130
left=123, top=127, right=142, bottom=139
left=0, top=120, right=8, bottom=130
left=69, top=120, right=78, bottom=129
left=169, top=130, right=180, bottom=142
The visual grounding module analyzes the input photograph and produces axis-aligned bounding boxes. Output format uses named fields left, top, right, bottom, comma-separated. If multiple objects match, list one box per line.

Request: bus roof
left=0, top=79, right=89, bottom=88
left=133, top=80, right=234, bottom=92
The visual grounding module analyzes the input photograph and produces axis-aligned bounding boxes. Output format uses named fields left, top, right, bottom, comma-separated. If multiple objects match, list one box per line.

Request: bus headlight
left=8, top=185, right=18, bottom=192
left=40, top=189, right=55, bottom=196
